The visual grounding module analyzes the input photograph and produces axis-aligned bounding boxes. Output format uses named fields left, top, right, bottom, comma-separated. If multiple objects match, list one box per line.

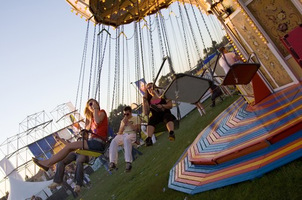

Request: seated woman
left=142, top=82, right=176, bottom=146
left=33, top=98, right=108, bottom=172
left=218, top=46, right=242, bottom=74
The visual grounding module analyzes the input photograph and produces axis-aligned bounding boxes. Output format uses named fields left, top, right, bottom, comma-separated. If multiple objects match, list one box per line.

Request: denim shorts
left=87, top=139, right=105, bottom=152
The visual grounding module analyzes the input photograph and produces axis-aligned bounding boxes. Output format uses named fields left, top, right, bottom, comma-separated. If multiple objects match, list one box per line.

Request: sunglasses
left=123, top=113, right=130, bottom=116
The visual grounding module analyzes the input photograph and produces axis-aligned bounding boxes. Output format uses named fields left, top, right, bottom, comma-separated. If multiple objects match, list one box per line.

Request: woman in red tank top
left=32, top=99, right=108, bottom=172
left=84, top=99, right=108, bottom=141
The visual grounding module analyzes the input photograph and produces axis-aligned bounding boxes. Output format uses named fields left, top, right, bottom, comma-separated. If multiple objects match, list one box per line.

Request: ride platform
left=168, top=82, right=302, bottom=194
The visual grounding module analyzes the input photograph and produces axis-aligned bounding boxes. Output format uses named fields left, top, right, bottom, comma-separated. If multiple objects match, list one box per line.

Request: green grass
left=70, top=96, right=302, bottom=200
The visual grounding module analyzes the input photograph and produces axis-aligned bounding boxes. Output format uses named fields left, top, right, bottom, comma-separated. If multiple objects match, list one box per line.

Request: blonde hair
left=84, top=98, right=100, bottom=120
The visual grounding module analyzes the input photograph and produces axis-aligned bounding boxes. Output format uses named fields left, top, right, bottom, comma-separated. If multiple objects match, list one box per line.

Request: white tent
left=0, top=158, right=52, bottom=200
left=8, top=176, right=52, bottom=200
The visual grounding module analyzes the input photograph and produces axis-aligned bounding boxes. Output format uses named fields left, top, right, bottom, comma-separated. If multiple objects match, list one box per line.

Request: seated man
left=109, top=106, right=141, bottom=172
left=48, top=152, right=89, bottom=194
left=48, top=133, right=90, bottom=194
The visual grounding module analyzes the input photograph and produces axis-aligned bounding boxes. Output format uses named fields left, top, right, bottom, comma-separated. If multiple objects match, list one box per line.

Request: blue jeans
left=53, top=152, right=89, bottom=186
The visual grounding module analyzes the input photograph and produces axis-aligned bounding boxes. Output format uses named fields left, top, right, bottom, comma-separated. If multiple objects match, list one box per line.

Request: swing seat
left=75, top=149, right=110, bottom=166
left=75, top=129, right=111, bottom=159
left=75, top=149, right=104, bottom=157
left=75, top=142, right=110, bottom=165
left=163, top=73, right=212, bottom=104
left=222, top=63, right=260, bottom=85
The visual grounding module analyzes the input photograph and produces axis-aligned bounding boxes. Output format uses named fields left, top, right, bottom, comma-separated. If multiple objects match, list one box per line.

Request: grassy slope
left=72, top=96, right=302, bottom=200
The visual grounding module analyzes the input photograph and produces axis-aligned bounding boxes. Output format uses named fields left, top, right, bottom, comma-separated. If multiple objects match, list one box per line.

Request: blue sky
left=0, top=1, right=88, bottom=141
left=0, top=1, right=225, bottom=145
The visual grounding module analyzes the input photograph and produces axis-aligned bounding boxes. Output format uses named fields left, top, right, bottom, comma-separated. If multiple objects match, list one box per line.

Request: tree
left=158, top=72, right=174, bottom=88
left=221, top=36, right=229, bottom=46
left=108, top=104, right=126, bottom=133
left=203, top=48, right=208, bottom=55
left=201, top=36, right=229, bottom=60
left=212, top=40, right=217, bottom=48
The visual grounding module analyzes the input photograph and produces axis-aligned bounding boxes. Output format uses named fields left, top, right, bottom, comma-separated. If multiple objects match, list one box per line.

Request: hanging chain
left=95, top=25, right=103, bottom=101
left=159, top=11, right=171, bottom=58
left=160, top=11, right=178, bottom=75
left=95, top=25, right=110, bottom=102
left=184, top=2, right=201, bottom=61
left=75, top=20, right=90, bottom=111
left=92, top=25, right=100, bottom=98
left=155, top=13, right=165, bottom=59
left=208, top=14, right=223, bottom=43
left=148, top=15, right=155, bottom=80
left=169, top=11, right=185, bottom=72
left=107, top=37, right=111, bottom=111
left=134, top=22, right=141, bottom=104
left=116, top=28, right=121, bottom=108
left=111, top=28, right=119, bottom=111
left=199, top=8, right=215, bottom=48
left=138, top=20, right=146, bottom=82
left=125, top=39, right=131, bottom=104
left=87, top=25, right=96, bottom=99
left=121, top=26, right=125, bottom=104
left=178, top=2, right=192, bottom=69
left=193, top=5, right=207, bottom=57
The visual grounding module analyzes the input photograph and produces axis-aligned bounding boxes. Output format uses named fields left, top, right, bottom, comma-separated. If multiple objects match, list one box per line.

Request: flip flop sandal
left=74, top=185, right=81, bottom=194
left=48, top=182, right=62, bottom=189
left=32, top=157, right=49, bottom=171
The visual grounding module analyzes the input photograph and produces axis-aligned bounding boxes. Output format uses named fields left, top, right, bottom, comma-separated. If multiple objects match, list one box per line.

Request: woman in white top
left=218, top=47, right=241, bottom=74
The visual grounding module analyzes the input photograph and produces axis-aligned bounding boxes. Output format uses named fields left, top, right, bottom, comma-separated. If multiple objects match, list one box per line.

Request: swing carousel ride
left=66, top=0, right=302, bottom=195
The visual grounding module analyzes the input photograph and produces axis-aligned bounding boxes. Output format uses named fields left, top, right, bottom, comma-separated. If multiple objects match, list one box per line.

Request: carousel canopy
left=66, top=0, right=210, bottom=27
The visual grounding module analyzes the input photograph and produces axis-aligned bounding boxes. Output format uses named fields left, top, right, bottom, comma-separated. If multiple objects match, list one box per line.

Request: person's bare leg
left=167, top=121, right=175, bottom=141
left=38, top=141, right=88, bottom=167
left=147, top=125, right=155, bottom=137
left=195, top=102, right=206, bottom=115
left=166, top=121, right=174, bottom=132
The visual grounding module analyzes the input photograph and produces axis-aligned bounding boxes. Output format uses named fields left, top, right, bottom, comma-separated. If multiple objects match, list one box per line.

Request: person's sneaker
left=168, top=131, right=175, bottom=141
left=125, top=162, right=132, bottom=172
left=74, top=185, right=81, bottom=194
left=145, top=137, right=153, bottom=146
left=109, top=162, right=117, bottom=171
left=48, top=182, right=62, bottom=189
